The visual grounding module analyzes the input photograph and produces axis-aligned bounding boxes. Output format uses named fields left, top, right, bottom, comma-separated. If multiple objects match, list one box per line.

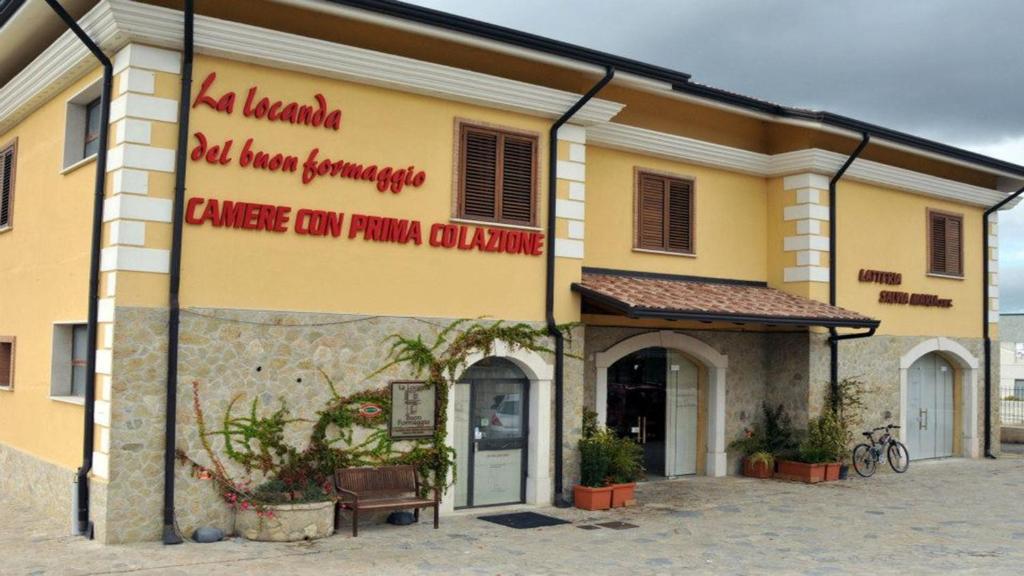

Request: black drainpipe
left=828, top=133, right=871, bottom=409
left=547, top=67, right=614, bottom=506
left=162, top=0, right=194, bottom=545
left=982, top=184, right=1024, bottom=458
left=42, top=0, right=112, bottom=540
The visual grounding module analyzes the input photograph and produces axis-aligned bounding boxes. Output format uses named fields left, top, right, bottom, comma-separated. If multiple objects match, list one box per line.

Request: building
left=0, top=0, right=1017, bottom=544
left=999, top=313, right=1024, bottom=430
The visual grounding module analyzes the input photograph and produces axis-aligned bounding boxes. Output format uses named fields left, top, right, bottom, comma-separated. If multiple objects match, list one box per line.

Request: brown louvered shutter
left=929, top=213, right=946, bottom=274
left=459, top=125, right=536, bottom=226
left=944, top=214, right=962, bottom=276
left=667, top=178, right=693, bottom=253
left=929, top=211, right=963, bottom=276
left=0, top=144, right=12, bottom=229
left=500, top=135, right=534, bottom=224
left=638, top=174, right=666, bottom=249
left=638, top=172, right=693, bottom=253
left=461, top=128, right=498, bottom=221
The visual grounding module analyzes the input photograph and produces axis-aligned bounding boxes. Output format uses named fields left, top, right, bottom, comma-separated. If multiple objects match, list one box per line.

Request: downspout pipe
left=162, top=0, right=194, bottom=545
left=547, top=67, right=614, bottom=506
left=42, top=0, right=112, bottom=540
left=828, top=133, right=870, bottom=410
left=982, top=184, right=1024, bottom=458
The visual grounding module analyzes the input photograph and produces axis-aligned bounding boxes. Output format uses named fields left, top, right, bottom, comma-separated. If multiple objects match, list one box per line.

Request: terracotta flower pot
left=774, top=460, right=842, bottom=484
left=574, top=485, right=613, bottom=511
left=824, top=462, right=842, bottom=481
left=610, top=482, right=636, bottom=507
left=742, top=458, right=774, bottom=479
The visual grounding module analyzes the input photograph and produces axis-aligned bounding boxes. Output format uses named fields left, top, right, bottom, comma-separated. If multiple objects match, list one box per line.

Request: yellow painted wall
left=583, top=145, right=768, bottom=282
left=835, top=180, right=983, bottom=338
left=179, top=56, right=551, bottom=321
left=0, top=70, right=102, bottom=469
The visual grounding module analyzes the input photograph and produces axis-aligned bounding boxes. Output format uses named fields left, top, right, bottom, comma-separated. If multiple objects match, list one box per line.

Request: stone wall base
left=0, top=443, right=75, bottom=530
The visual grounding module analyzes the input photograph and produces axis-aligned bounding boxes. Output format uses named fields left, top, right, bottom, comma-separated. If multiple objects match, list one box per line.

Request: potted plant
left=730, top=404, right=796, bottom=478
left=826, top=378, right=867, bottom=480
left=743, top=451, right=775, bottom=479
left=775, top=411, right=845, bottom=484
left=608, top=432, right=644, bottom=507
left=575, top=426, right=614, bottom=510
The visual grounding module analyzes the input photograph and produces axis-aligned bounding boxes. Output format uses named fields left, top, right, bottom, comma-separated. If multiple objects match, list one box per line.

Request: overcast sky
left=409, top=0, right=1024, bottom=312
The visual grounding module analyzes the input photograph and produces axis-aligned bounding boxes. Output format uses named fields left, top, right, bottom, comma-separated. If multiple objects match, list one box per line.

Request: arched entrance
left=899, top=337, right=979, bottom=460
left=595, top=331, right=729, bottom=477
left=454, top=358, right=529, bottom=508
left=607, top=348, right=699, bottom=478
left=906, top=353, right=955, bottom=459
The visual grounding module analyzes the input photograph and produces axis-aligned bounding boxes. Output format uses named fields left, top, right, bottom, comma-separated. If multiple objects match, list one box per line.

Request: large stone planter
left=236, top=501, right=334, bottom=542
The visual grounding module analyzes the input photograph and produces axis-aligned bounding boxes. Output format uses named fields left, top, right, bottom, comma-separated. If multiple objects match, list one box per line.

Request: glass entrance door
left=607, top=348, right=668, bottom=477
left=454, top=358, right=528, bottom=508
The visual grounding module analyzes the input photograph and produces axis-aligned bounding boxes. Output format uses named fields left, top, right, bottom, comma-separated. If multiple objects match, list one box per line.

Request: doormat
left=477, top=512, right=571, bottom=529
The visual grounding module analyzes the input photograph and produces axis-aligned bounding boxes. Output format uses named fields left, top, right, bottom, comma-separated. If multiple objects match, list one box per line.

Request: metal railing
left=1000, top=384, right=1024, bottom=426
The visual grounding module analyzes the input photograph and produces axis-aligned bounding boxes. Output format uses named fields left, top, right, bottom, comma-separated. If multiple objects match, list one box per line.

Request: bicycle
left=852, top=424, right=909, bottom=477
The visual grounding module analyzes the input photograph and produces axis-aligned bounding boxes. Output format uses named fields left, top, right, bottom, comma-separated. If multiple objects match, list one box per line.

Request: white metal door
left=665, top=351, right=698, bottom=476
left=907, top=353, right=954, bottom=460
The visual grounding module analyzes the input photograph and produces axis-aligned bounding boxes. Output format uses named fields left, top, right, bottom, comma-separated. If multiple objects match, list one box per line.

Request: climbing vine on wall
left=178, top=319, right=565, bottom=507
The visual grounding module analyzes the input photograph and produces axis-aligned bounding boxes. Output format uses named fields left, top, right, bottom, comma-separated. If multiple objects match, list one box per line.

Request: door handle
left=919, top=409, right=928, bottom=431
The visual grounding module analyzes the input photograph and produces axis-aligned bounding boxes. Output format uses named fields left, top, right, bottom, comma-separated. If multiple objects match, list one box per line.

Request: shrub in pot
left=607, top=431, right=644, bottom=507
left=729, top=404, right=796, bottom=478
left=776, top=411, right=845, bottom=484
left=575, top=425, right=614, bottom=510
left=574, top=409, right=644, bottom=509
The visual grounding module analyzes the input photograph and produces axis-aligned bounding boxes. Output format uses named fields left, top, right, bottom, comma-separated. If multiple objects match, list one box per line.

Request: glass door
left=606, top=348, right=667, bottom=477
left=455, top=358, right=529, bottom=508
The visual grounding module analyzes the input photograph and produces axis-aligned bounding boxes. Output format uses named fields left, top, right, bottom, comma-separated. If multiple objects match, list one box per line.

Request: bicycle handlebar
left=871, top=424, right=901, bottom=432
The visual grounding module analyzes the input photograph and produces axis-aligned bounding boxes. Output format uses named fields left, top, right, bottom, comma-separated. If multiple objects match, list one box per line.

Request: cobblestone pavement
left=3, top=455, right=1024, bottom=576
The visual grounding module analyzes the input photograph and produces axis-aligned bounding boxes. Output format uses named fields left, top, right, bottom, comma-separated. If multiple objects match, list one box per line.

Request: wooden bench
left=334, top=465, right=439, bottom=537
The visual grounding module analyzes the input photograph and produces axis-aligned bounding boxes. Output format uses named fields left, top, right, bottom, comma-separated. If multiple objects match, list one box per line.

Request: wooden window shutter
left=500, top=135, right=535, bottom=224
left=638, top=172, right=693, bottom=253
left=929, top=211, right=963, bottom=276
left=461, top=129, right=498, bottom=221
left=667, top=178, right=693, bottom=253
left=0, top=338, right=13, bottom=388
left=0, top=144, right=12, bottom=229
left=944, top=214, right=962, bottom=276
left=638, top=174, right=666, bottom=249
left=459, top=125, right=536, bottom=226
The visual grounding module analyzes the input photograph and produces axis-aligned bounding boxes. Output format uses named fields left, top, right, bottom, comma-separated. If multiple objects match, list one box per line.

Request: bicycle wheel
left=888, top=441, right=910, bottom=473
left=852, top=444, right=876, bottom=477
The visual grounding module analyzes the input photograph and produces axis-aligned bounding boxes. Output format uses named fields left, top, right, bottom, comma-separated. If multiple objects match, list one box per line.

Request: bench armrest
left=335, top=487, right=359, bottom=505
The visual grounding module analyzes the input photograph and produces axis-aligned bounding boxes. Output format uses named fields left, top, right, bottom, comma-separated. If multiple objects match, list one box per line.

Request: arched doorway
left=606, top=348, right=699, bottom=478
left=595, top=331, right=729, bottom=477
left=906, top=353, right=955, bottom=460
left=453, top=357, right=529, bottom=508
left=899, top=337, right=979, bottom=460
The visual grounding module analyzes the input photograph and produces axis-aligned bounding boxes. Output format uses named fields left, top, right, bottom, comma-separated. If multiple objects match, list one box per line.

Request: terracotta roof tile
left=574, top=271, right=878, bottom=327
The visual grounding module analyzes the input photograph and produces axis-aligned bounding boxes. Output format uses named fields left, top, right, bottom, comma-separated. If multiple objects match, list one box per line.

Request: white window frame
left=50, top=322, right=88, bottom=405
left=61, top=78, right=103, bottom=173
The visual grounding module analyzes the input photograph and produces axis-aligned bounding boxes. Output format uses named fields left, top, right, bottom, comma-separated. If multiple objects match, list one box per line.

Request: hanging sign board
left=390, top=381, right=436, bottom=439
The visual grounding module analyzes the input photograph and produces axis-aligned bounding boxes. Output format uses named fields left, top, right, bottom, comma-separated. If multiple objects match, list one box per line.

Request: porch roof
left=572, top=268, right=880, bottom=329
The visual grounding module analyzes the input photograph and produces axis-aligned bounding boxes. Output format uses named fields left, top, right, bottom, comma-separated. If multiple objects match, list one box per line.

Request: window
left=928, top=209, right=963, bottom=277
left=635, top=170, right=694, bottom=254
left=1016, top=342, right=1024, bottom=361
left=62, top=79, right=102, bottom=170
left=1016, top=379, right=1024, bottom=398
left=0, top=139, right=14, bottom=231
left=50, top=324, right=88, bottom=400
left=0, top=336, right=14, bottom=389
left=457, top=123, right=537, bottom=227
left=83, top=98, right=102, bottom=158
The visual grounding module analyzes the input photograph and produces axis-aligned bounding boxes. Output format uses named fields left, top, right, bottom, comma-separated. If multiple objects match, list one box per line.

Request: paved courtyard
left=3, top=455, right=1024, bottom=575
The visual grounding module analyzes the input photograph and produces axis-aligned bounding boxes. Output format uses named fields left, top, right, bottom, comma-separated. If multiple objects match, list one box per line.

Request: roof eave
left=572, top=283, right=881, bottom=330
